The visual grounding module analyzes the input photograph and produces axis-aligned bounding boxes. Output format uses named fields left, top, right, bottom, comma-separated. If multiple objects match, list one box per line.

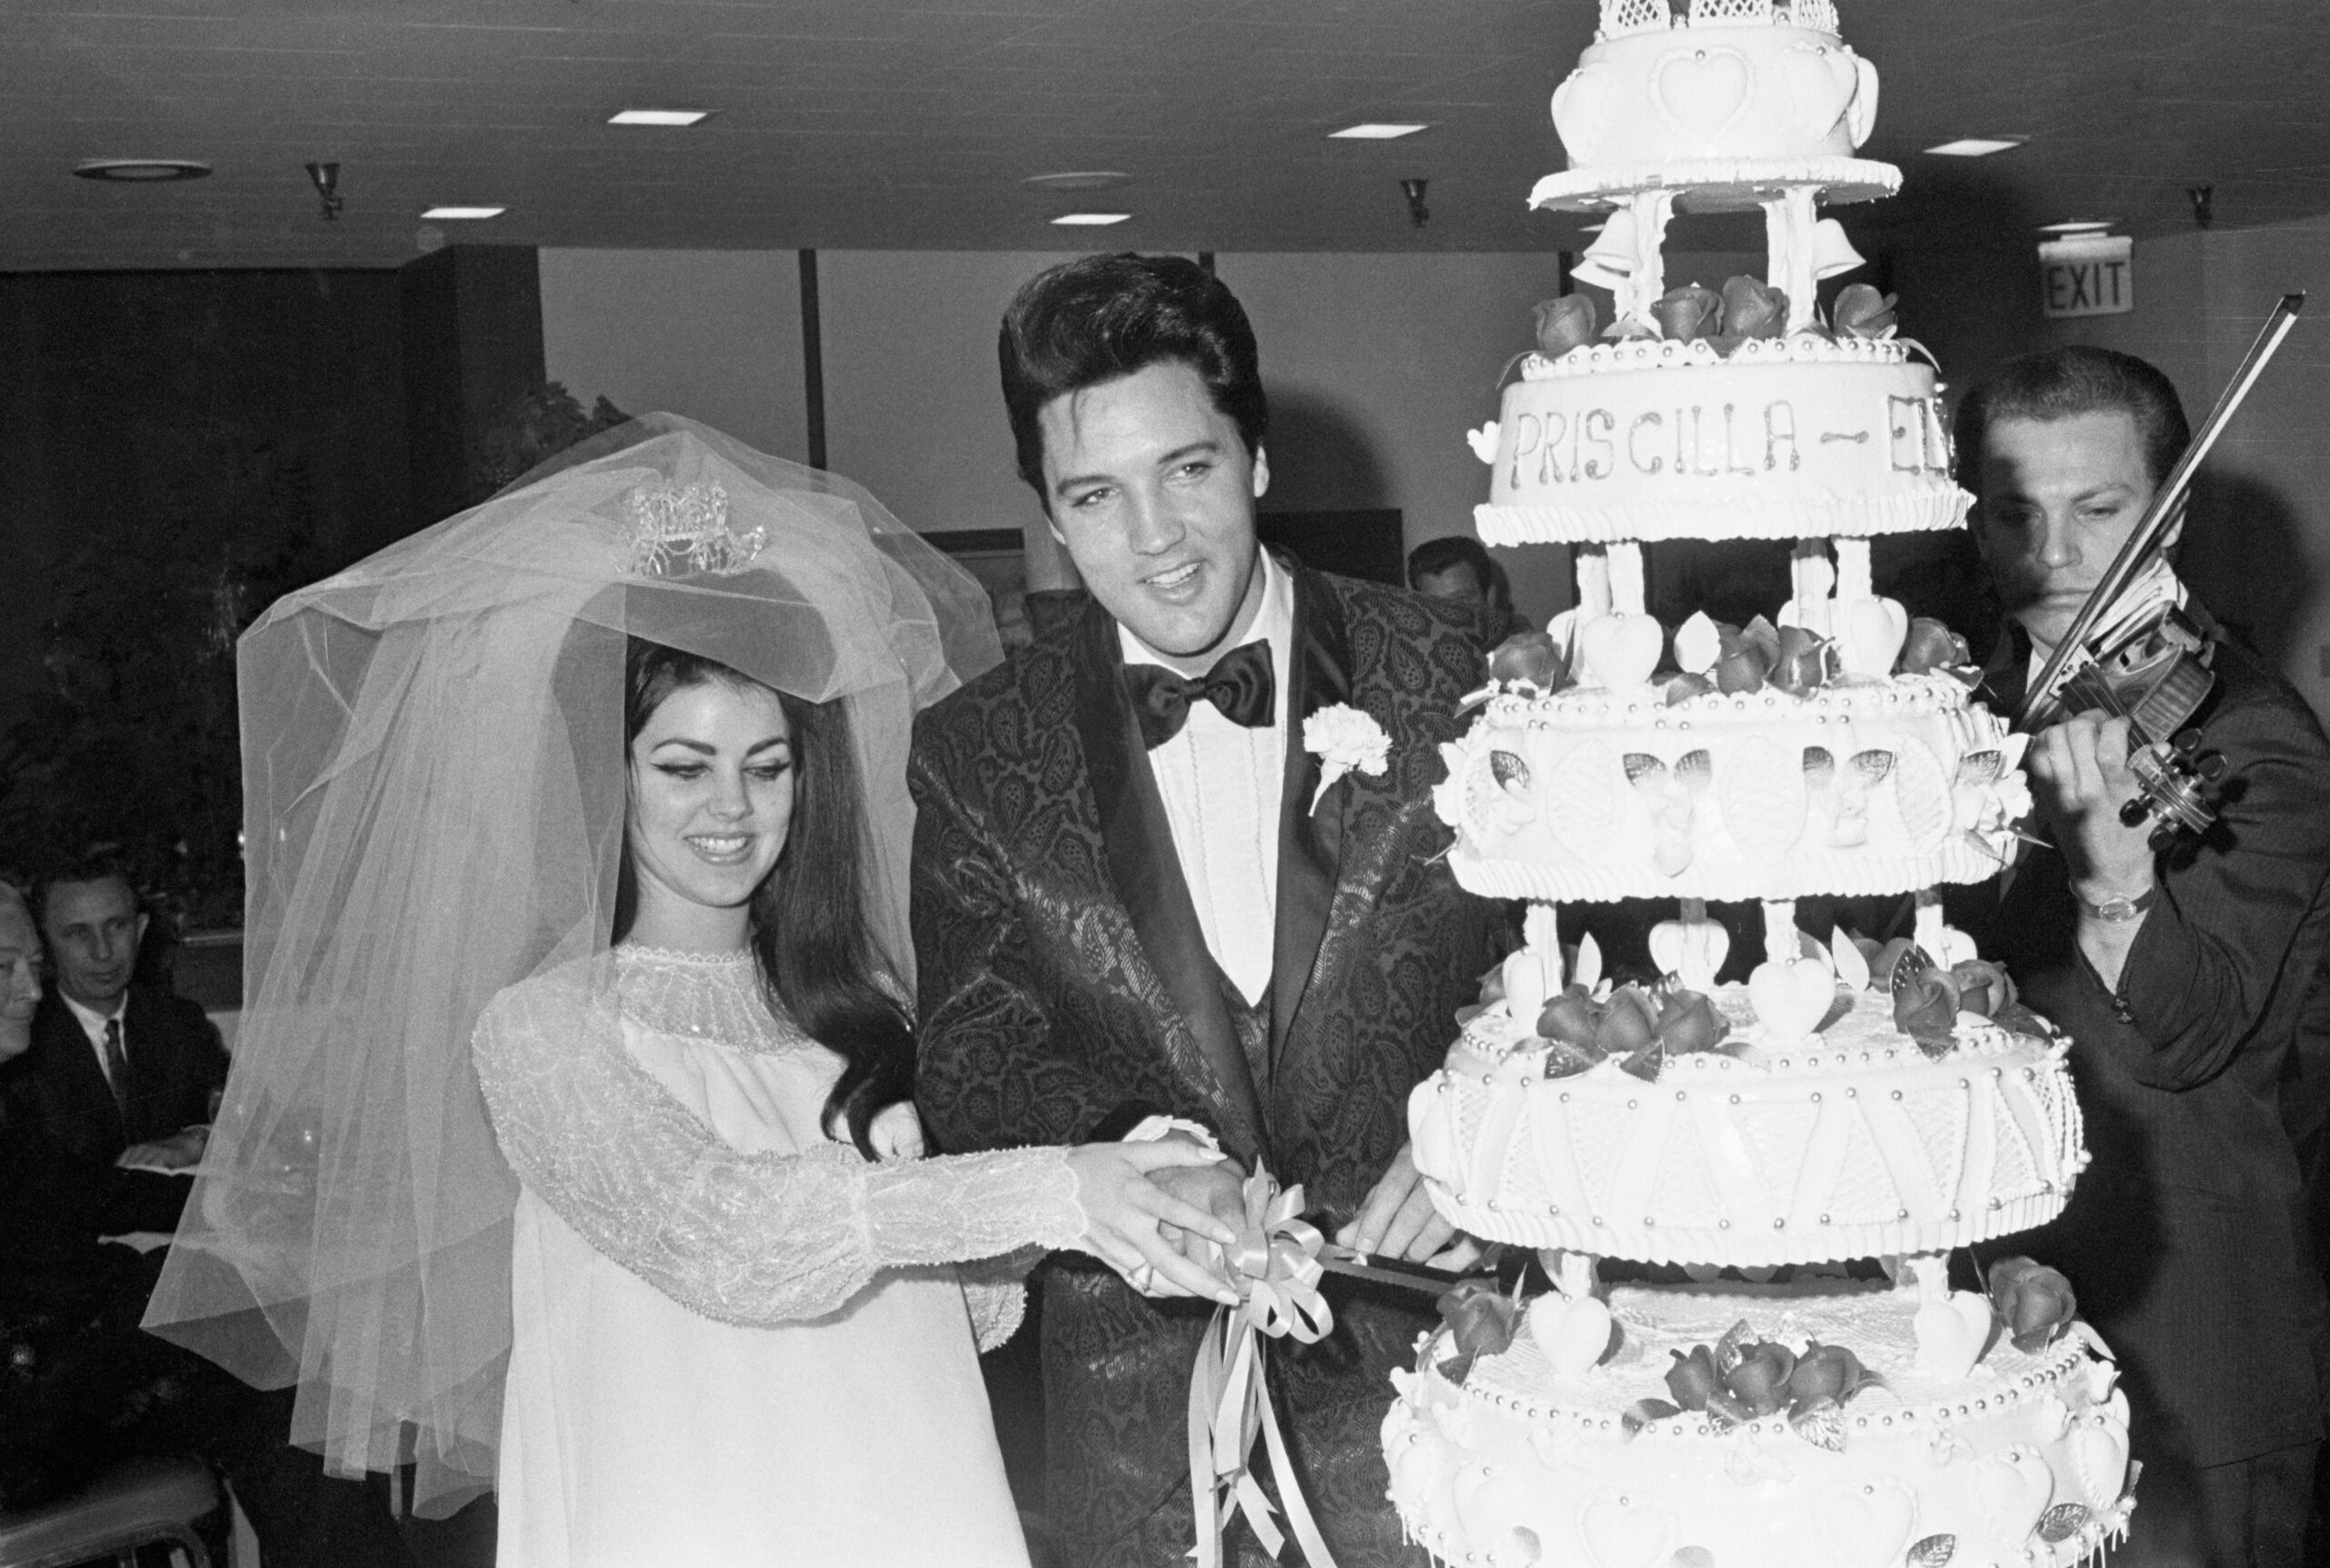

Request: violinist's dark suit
left=912, top=559, right=1504, bottom=1567
left=1950, top=604, right=2330, bottom=1560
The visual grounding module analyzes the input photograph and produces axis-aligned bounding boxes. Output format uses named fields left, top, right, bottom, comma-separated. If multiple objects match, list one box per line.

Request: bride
left=143, top=417, right=1239, bottom=1566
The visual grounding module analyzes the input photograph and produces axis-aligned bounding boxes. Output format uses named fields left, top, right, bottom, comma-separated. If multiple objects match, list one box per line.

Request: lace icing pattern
left=473, top=958, right=1085, bottom=1327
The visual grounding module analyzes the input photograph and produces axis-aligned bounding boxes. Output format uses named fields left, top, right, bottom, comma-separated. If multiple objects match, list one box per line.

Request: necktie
left=101, top=1017, right=131, bottom=1121
left=1125, top=642, right=1275, bottom=750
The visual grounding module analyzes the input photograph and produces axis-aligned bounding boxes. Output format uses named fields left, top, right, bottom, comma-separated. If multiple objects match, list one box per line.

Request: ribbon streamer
left=1187, top=1169, right=1340, bottom=1568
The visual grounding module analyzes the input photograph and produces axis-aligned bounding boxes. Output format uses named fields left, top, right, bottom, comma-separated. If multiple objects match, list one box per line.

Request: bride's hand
left=1064, top=1141, right=1243, bottom=1308
left=867, top=1102, right=927, bottom=1162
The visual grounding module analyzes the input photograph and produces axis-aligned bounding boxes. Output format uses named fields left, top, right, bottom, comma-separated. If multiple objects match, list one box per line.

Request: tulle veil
left=142, top=415, right=1002, bottom=1515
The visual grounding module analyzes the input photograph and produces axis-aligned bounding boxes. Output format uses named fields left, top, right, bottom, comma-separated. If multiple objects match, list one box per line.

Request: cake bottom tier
left=1383, top=1281, right=2134, bottom=1568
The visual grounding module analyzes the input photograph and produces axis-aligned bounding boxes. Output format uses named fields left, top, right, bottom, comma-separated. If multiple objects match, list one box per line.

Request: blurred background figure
left=0, top=878, right=410, bottom=1563
left=1406, top=533, right=1522, bottom=642
left=3, top=854, right=228, bottom=1189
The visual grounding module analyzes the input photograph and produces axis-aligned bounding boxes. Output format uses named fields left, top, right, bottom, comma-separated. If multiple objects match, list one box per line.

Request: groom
left=911, top=253, right=1506, bottom=1566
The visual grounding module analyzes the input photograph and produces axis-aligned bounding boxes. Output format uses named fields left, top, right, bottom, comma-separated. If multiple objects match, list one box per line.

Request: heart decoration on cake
left=1579, top=1492, right=1676, bottom=1568
left=1386, top=1421, right=1449, bottom=1512
left=1651, top=46, right=1753, bottom=147
left=1454, top=1462, right=1543, bottom=1555
left=1526, top=1290, right=1616, bottom=1378
left=1814, top=1478, right=1918, bottom=1568
left=1834, top=595, right=1910, bottom=678
left=1502, top=947, right=1551, bottom=1025
left=1847, top=52, right=1882, bottom=147
left=1648, top=916, right=1729, bottom=994
left=1966, top=1449, right=2055, bottom=1554
left=1407, top=1080, right=1464, bottom=1200
left=2066, top=1417, right=2131, bottom=1511
left=1575, top=611, right=1665, bottom=690
left=1549, top=61, right=1616, bottom=162
left=1778, top=38, right=1859, bottom=145
left=1911, top=1290, right=1995, bottom=1381
left=1748, top=956, right=1833, bottom=1045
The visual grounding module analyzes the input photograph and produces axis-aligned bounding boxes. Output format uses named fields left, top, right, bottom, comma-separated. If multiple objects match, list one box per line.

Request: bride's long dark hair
left=613, top=637, right=917, bottom=1159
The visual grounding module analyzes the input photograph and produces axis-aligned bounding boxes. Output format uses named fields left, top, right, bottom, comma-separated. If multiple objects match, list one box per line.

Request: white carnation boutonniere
left=1304, top=703, right=1391, bottom=813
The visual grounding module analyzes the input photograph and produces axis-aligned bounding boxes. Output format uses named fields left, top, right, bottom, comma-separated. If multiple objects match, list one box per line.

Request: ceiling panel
left=5, top=0, right=2327, bottom=269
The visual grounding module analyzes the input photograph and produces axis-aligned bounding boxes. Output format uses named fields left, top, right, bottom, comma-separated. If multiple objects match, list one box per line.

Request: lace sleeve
left=472, top=973, right=1087, bottom=1327
left=957, top=1245, right=1045, bottom=1351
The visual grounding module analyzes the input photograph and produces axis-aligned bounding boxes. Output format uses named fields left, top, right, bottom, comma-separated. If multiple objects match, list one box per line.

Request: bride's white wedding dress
left=475, top=946, right=1085, bottom=1567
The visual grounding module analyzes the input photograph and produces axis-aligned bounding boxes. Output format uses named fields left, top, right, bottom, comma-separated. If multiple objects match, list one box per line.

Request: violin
left=2016, top=292, right=2305, bottom=846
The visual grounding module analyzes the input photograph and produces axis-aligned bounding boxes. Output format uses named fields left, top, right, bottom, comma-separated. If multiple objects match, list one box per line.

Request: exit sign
left=2040, top=233, right=2133, bottom=318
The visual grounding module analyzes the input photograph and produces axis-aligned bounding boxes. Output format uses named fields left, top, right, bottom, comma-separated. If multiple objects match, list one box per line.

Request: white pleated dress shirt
left=1118, top=550, right=1293, bottom=1007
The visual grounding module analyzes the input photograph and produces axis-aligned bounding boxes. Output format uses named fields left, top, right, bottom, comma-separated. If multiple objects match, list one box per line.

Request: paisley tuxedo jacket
left=910, top=557, right=1506, bottom=1565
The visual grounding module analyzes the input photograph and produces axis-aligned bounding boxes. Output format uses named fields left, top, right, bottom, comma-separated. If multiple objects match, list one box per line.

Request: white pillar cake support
left=1525, top=901, right=1564, bottom=994
left=1829, top=536, right=1910, bottom=677
left=1913, top=887, right=1976, bottom=966
left=1834, top=537, right=1874, bottom=601
left=1574, top=544, right=1614, bottom=618
left=1762, top=187, right=1822, bottom=334
left=1782, top=541, right=1837, bottom=638
left=1760, top=899, right=1798, bottom=966
left=1648, top=896, right=1728, bottom=993
left=1606, top=541, right=1646, bottom=616
left=1617, top=189, right=1677, bottom=325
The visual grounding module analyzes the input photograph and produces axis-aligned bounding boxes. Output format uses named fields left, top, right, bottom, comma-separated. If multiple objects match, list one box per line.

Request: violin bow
left=2018, top=291, right=2306, bottom=727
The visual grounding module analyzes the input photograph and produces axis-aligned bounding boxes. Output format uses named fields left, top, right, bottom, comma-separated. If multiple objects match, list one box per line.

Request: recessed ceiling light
left=421, top=205, right=506, bottom=220
left=1923, top=137, right=2027, bottom=157
left=608, top=109, right=712, bottom=126
left=1023, top=171, right=1131, bottom=192
left=2037, top=219, right=2119, bottom=234
left=1330, top=123, right=1429, bottom=140
left=75, top=158, right=210, bottom=182
left=1050, top=212, right=1131, bottom=227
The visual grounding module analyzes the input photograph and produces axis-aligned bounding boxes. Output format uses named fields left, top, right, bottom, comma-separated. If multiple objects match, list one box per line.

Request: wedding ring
left=1128, top=1263, right=1157, bottom=1293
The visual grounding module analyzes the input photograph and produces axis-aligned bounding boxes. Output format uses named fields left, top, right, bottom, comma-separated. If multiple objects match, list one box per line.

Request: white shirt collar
left=1117, top=549, right=1294, bottom=724
left=63, top=989, right=126, bottom=1044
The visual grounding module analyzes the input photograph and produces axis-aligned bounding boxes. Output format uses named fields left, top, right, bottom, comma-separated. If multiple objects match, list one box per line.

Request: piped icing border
left=1531, top=157, right=1902, bottom=211
left=1477, top=482, right=1970, bottom=546
left=1519, top=333, right=1910, bottom=381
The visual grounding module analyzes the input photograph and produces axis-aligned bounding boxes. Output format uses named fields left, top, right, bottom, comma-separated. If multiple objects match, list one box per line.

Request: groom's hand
left=1149, top=1153, right=1249, bottom=1270
left=1339, top=1142, right=1481, bottom=1269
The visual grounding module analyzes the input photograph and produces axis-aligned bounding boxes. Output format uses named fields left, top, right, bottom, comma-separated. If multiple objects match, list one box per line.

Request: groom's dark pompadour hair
left=998, top=252, right=1270, bottom=502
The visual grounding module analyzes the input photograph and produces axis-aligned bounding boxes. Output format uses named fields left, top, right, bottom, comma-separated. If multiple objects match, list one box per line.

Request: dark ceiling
left=11, top=0, right=2330, bottom=271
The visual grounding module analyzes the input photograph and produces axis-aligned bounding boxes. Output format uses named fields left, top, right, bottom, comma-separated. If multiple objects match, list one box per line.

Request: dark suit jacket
left=1950, top=607, right=2330, bottom=1470
left=912, top=560, right=1505, bottom=1565
left=0, top=1104, right=190, bottom=1307
left=4, top=985, right=228, bottom=1170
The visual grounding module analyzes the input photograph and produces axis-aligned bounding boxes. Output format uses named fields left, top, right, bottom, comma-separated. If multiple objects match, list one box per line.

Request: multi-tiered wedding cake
left=1383, top=5, right=2138, bottom=1564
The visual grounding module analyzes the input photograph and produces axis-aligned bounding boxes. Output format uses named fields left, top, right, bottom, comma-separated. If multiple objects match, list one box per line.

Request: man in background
left=3, top=855, right=228, bottom=1192
left=1405, top=533, right=1520, bottom=641
left=1950, top=345, right=2330, bottom=1568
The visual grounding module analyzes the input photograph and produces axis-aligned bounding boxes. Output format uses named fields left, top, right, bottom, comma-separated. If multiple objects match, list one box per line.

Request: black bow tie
left=1125, top=642, right=1275, bottom=749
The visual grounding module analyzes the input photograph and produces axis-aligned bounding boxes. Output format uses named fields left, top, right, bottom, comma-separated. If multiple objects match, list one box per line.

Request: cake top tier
left=1597, top=0, right=1839, bottom=37
left=1541, top=1, right=1889, bottom=210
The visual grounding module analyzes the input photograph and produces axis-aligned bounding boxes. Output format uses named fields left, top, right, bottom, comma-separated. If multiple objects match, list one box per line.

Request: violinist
left=1951, top=345, right=2330, bottom=1568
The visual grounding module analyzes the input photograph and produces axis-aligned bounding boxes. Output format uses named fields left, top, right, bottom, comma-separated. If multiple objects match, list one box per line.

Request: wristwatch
left=2079, top=885, right=2158, bottom=923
